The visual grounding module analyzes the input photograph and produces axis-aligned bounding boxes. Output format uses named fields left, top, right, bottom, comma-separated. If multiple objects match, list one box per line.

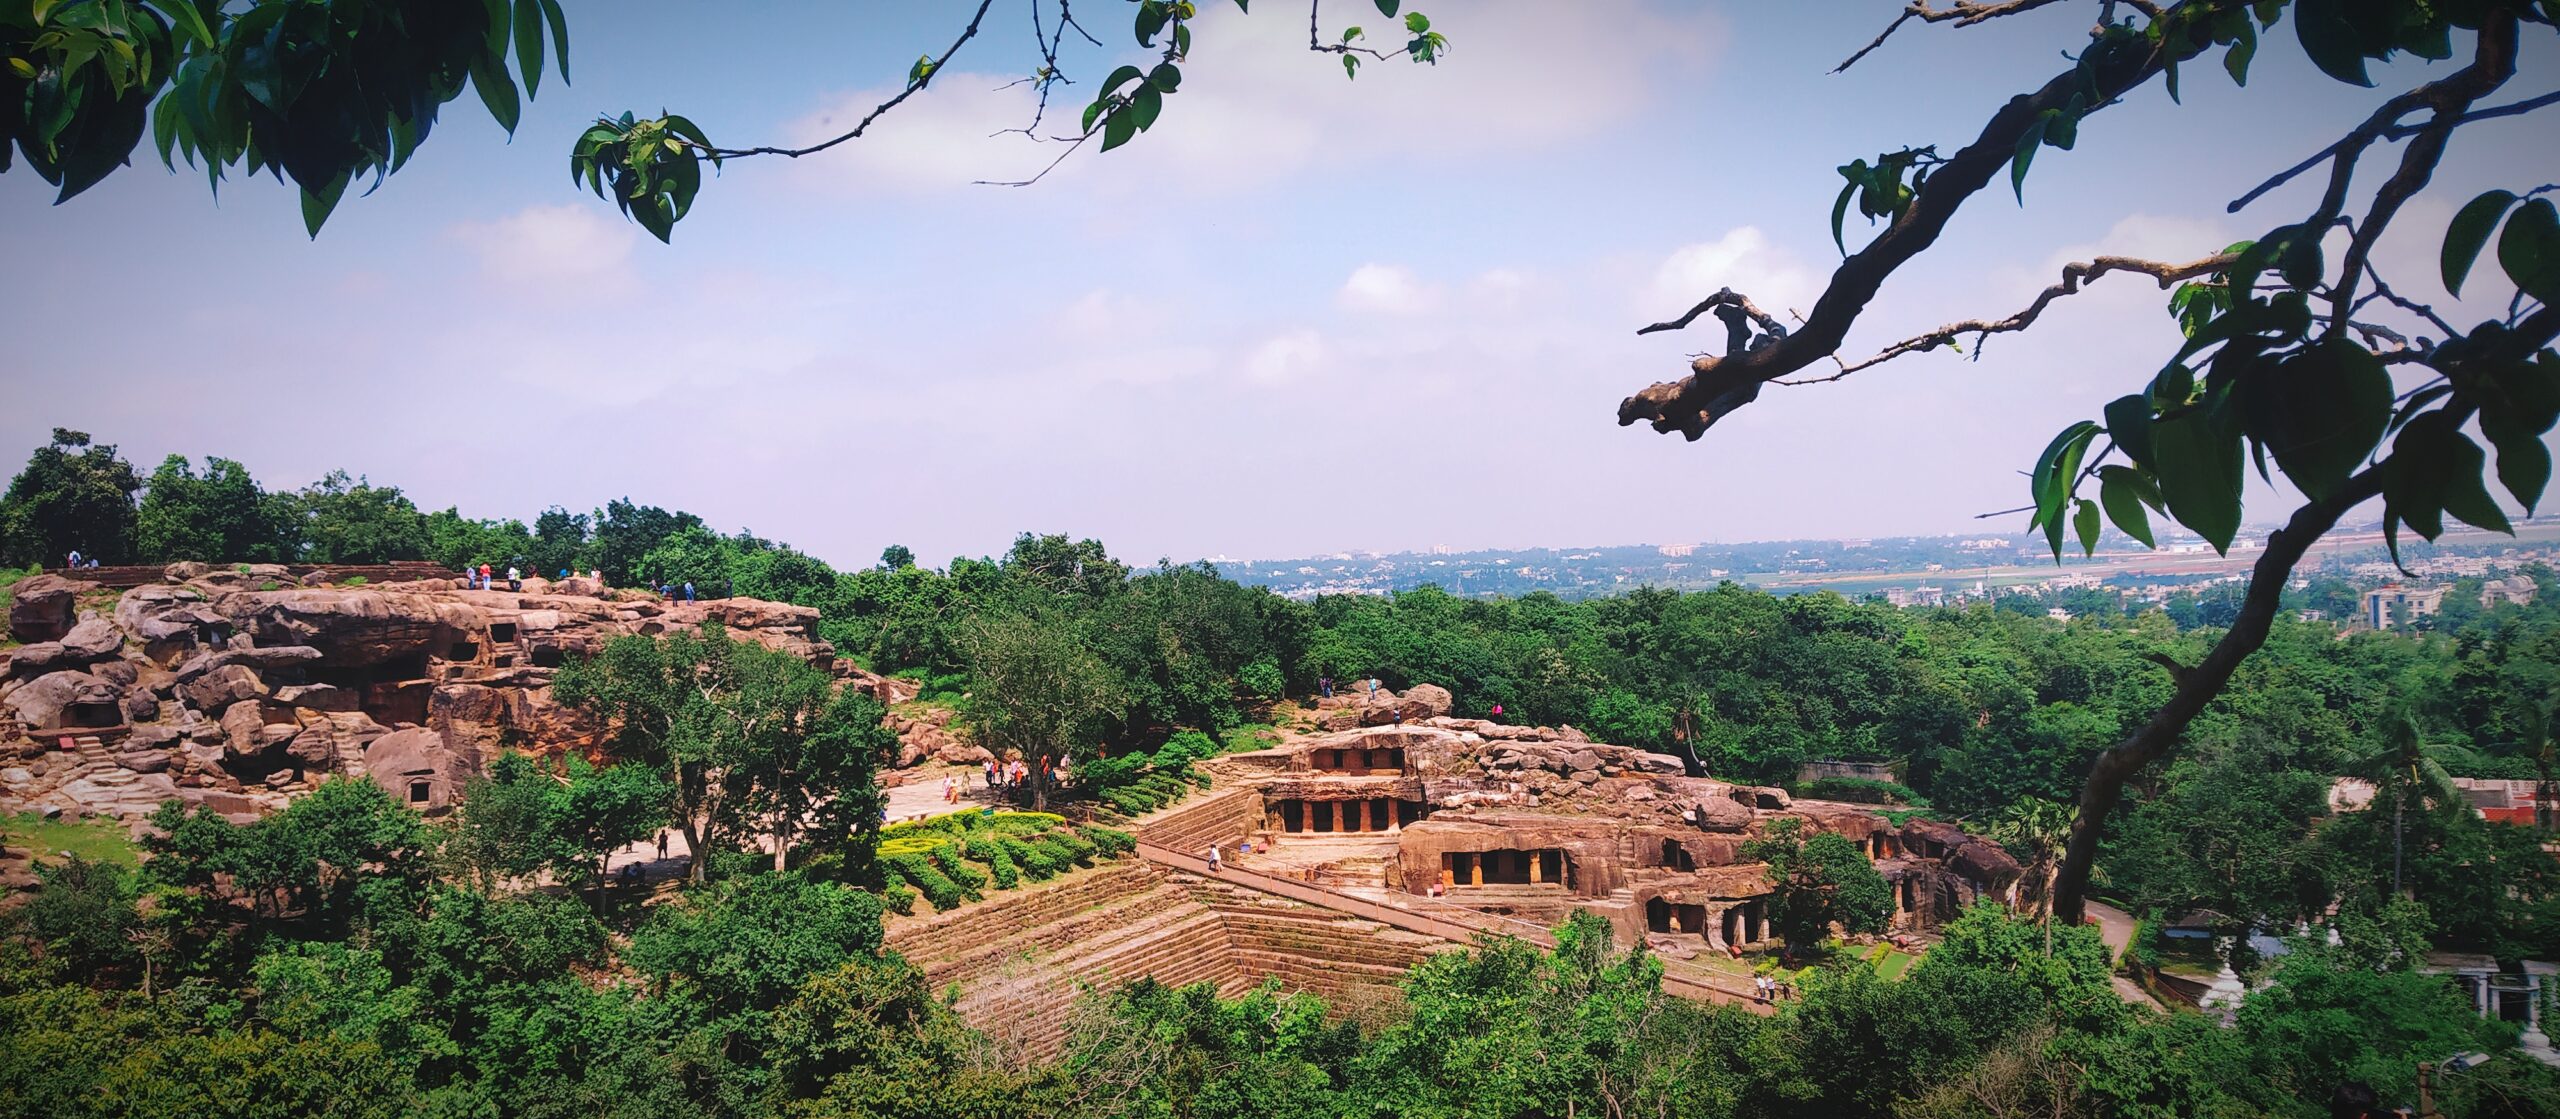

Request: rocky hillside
left=0, top=564, right=921, bottom=825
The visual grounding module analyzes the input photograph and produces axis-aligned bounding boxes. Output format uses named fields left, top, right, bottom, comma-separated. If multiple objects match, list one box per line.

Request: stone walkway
left=2088, top=900, right=2167, bottom=1009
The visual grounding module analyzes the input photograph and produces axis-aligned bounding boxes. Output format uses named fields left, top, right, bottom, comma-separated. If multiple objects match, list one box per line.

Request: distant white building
left=2483, top=575, right=2538, bottom=608
left=2362, top=584, right=2449, bottom=628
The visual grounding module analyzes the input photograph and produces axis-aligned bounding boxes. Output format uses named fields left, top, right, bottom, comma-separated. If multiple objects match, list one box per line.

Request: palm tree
left=1984, top=796, right=2075, bottom=954
left=2345, top=706, right=2469, bottom=897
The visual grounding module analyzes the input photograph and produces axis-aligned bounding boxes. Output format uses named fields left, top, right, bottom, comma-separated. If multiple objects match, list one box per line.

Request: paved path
left=2088, top=900, right=2167, bottom=1009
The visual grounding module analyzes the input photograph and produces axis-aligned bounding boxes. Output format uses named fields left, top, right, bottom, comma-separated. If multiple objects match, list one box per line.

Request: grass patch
left=1, top=813, right=140, bottom=868
left=1871, top=946, right=1918, bottom=980
left=1220, top=723, right=1281, bottom=754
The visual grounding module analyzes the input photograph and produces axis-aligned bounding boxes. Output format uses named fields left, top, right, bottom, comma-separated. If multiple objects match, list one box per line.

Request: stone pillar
left=1357, top=800, right=1373, bottom=832
left=1471, top=854, right=1485, bottom=886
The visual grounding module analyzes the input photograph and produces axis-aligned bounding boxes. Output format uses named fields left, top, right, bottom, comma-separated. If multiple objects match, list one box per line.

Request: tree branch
left=1788, top=251, right=2235, bottom=385
left=2329, top=16, right=2518, bottom=331
left=1834, top=0, right=2080, bottom=74
left=2227, top=87, right=2560, bottom=214
left=1622, top=3, right=2219, bottom=440
left=701, top=1, right=998, bottom=161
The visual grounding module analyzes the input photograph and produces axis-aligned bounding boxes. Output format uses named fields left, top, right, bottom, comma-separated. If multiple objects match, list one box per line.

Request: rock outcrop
left=1, top=571, right=891, bottom=825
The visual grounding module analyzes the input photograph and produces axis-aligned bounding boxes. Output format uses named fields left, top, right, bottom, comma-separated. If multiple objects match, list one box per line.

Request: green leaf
left=2293, top=0, right=2374, bottom=86
left=2497, top=197, right=2560, bottom=307
left=1102, top=65, right=1145, bottom=96
left=2105, top=394, right=2156, bottom=471
left=152, top=0, right=215, bottom=49
left=2073, top=499, right=2102, bottom=556
left=469, top=54, right=521, bottom=135
left=2244, top=338, right=2392, bottom=501
left=2010, top=114, right=2046, bottom=203
left=1130, top=84, right=1163, bottom=132
left=1174, top=23, right=1190, bottom=57
left=1343, top=26, right=1363, bottom=41
left=1101, top=106, right=1137, bottom=152
left=1405, top=11, right=1429, bottom=32
left=2149, top=363, right=2197, bottom=410
left=1148, top=62, right=1182, bottom=91
left=1082, top=97, right=1108, bottom=133
left=2031, top=421, right=2100, bottom=559
left=299, top=169, right=351, bottom=239
left=541, top=0, right=571, bottom=83
left=2099, top=466, right=2161, bottom=548
left=1831, top=180, right=1858, bottom=255
left=2224, top=19, right=2256, bottom=85
left=908, top=54, right=936, bottom=86
left=513, top=0, right=544, bottom=98
left=2150, top=406, right=2244, bottom=553
left=2442, top=190, right=2516, bottom=298
left=2488, top=429, right=2553, bottom=514
left=1343, top=54, right=1359, bottom=79
left=1374, top=0, right=1399, bottom=15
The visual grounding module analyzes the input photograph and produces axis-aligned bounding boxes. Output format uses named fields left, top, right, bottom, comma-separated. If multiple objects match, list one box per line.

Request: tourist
left=683, top=581, right=695, bottom=602
left=1365, top=676, right=1377, bottom=697
left=1206, top=844, right=1223, bottom=872
left=942, top=776, right=955, bottom=804
left=1319, top=675, right=1332, bottom=698
left=1491, top=702, right=1503, bottom=719
left=479, top=562, right=492, bottom=589
left=65, top=549, right=81, bottom=569
left=506, top=565, right=522, bottom=592
left=656, top=830, right=668, bottom=861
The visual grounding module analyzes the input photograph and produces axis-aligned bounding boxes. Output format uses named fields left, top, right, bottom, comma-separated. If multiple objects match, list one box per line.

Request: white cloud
left=775, top=0, right=1725, bottom=199
left=1245, top=329, right=1327, bottom=384
left=447, top=204, right=637, bottom=292
left=1644, top=227, right=1820, bottom=322
left=1339, top=263, right=1439, bottom=314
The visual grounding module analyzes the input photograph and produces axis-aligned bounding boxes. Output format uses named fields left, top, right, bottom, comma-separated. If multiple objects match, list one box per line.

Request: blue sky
left=3, top=1, right=2554, bottom=568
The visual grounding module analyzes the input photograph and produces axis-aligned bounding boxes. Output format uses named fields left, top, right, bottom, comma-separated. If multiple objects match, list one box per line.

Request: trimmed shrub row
left=873, top=810, right=1118, bottom=911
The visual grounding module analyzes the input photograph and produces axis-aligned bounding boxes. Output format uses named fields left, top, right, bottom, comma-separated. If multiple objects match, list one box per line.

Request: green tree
left=1742, top=818, right=1891, bottom=954
left=959, top=612, right=1126, bottom=810
left=135, top=454, right=296, bottom=563
left=0, top=428, right=140, bottom=565
left=585, top=498, right=702, bottom=586
left=527, top=506, right=589, bottom=578
left=290, top=470, right=428, bottom=564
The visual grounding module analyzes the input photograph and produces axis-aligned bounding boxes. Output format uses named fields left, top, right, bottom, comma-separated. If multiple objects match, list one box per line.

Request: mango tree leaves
left=8, top=0, right=565, bottom=233
left=2479, top=350, right=2560, bottom=512
left=2028, top=421, right=2099, bottom=559
left=570, top=113, right=716, bottom=244
left=2385, top=413, right=2511, bottom=563
left=2497, top=197, right=2560, bottom=307
left=1831, top=147, right=1938, bottom=253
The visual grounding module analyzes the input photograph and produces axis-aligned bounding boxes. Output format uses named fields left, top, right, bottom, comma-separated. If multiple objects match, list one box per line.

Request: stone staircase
left=1133, top=785, right=1265, bottom=854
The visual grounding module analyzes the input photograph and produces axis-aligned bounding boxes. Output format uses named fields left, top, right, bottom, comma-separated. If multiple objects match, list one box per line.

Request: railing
left=1133, top=841, right=1767, bottom=1012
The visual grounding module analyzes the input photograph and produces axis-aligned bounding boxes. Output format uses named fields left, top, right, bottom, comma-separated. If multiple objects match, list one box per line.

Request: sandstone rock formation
left=0, top=570, right=923, bottom=825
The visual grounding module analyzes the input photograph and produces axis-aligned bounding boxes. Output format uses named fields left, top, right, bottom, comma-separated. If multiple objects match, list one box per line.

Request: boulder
left=182, top=664, right=268, bottom=713
left=3, top=642, right=71, bottom=676
left=1691, top=796, right=1755, bottom=832
left=8, top=574, right=91, bottom=643
left=121, top=692, right=159, bottom=723
left=363, top=728, right=467, bottom=813
left=275, top=683, right=358, bottom=712
left=217, top=588, right=475, bottom=667
left=59, top=617, right=121, bottom=660
left=3, top=670, right=121, bottom=729
left=1403, top=682, right=1455, bottom=718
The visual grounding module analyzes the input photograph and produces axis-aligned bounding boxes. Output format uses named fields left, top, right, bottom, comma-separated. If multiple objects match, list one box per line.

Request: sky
left=4, top=1, right=2556, bottom=570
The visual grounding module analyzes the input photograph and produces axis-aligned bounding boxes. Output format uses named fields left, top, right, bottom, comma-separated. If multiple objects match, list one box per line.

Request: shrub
left=929, top=846, right=988, bottom=894
left=1153, top=730, right=1219, bottom=772
left=1002, top=835, right=1060, bottom=880
left=882, top=853, right=967, bottom=912
left=878, top=835, right=957, bottom=859
left=1082, top=826, right=1136, bottom=858
left=1102, top=788, right=1156, bottom=817
left=259, top=581, right=280, bottom=591
left=1186, top=770, right=1212, bottom=789
left=1240, top=658, right=1287, bottom=700
left=1041, top=831, right=1097, bottom=868
left=340, top=574, right=369, bottom=587
left=964, top=835, right=1020, bottom=889
left=987, top=811, right=1064, bottom=836
left=881, top=882, right=917, bottom=915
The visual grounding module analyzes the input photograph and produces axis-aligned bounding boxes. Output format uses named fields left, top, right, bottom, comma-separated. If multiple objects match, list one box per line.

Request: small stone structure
left=1186, top=699, right=2020, bottom=952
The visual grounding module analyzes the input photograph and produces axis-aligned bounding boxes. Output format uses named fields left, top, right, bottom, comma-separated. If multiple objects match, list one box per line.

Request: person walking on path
left=1206, top=844, right=1223, bottom=873
left=683, top=581, right=696, bottom=602
left=655, top=830, right=668, bottom=861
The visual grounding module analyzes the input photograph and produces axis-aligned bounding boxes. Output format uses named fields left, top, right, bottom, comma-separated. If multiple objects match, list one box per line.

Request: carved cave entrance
left=307, top=653, right=432, bottom=727
left=1443, top=849, right=1568, bottom=889
left=1644, top=897, right=1708, bottom=936
left=1308, top=746, right=1406, bottom=774
left=1719, top=899, right=1766, bottom=946
left=1276, top=798, right=1420, bottom=834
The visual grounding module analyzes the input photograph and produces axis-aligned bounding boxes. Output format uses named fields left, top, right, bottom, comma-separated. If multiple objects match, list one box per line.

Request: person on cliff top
left=1492, top=703, right=1503, bottom=719
left=683, top=581, right=695, bottom=602
left=479, top=563, right=492, bottom=588
left=1319, top=675, right=1332, bottom=698
left=65, top=550, right=81, bottom=569
left=1206, top=844, right=1223, bottom=872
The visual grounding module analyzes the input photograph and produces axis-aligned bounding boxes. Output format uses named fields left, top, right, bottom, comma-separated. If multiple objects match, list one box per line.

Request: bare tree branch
left=1787, top=251, right=2236, bottom=386
left=700, top=1, right=998, bottom=161
left=2227, top=88, right=2560, bottom=214
left=1835, top=0, right=2081, bottom=74
left=2329, top=19, right=2518, bottom=331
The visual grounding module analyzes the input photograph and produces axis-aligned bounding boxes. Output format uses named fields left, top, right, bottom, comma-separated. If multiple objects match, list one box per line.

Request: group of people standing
left=463, top=563, right=520, bottom=591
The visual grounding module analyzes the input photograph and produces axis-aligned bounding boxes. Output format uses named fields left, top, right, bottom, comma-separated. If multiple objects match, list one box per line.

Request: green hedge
left=1084, top=826, right=1135, bottom=858
left=881, top=882, right=917, bottom=916
left=965, top=834, right=1021, bottom=889
left=1796, top=776, right=1928, bottom=807
left=929, top=846, right=989, bottom=894
left=881, top=852, right=969, bottom=912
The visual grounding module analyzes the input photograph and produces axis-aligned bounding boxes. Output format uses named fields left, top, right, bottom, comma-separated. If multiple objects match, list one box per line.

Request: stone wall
left=882, top=858, right=1446, bottom=1058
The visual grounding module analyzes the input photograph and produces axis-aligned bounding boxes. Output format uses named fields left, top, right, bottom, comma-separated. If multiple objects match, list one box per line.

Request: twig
left=1783, top=251, right=2236, bottom=386
left=1834, top=0, right=2077, bottom=73
left=2225, top=88, right=2560, bottom=214
left=702, top=1, right=998, bottom=160
left=1307, top=0, right=1398, bottom=60
left=2329, top=22, right=2517, bottom=332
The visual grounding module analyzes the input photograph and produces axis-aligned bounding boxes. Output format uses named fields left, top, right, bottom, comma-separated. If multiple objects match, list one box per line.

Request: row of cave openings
left=1439, top=848, right=1573, bottom=890
left=1644, top=896, right=1769, bottom=947
left=1305, top=746, right=1406, bottom=774
left=1273, top=797, right=1427, bottom=834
